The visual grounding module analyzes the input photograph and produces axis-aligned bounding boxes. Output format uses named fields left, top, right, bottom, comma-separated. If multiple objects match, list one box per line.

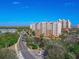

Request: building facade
left=58, top=19, right=71, bottom=29
left=30, top=19, right=71, bottom=37
left=77, top=24, right=79, bottom=28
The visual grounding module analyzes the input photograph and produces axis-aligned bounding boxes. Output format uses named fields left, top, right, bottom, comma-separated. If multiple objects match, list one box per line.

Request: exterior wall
left=58, top=19, right=71, bottom=29
left=42, top=22, right=47, bottom=36
left=62, top=19, right=67, bottom=29
left=52, top=22, right=57, bottom=36
left=30, top=24, right=36, bottom=31
left=35, top=23, right=42, bottom=37
left=30, top=25, right=32, bottom=29
left=30, top=19, right=71, bottom=37
left=52, top=22, right=61, bottom=36
left=67, top=20, right=71, bottom=29
left=46, top=22, right=53, bottom=37
left=77, top=24, right=79, bottom=28
left=56, top=22, right=62, bottom=36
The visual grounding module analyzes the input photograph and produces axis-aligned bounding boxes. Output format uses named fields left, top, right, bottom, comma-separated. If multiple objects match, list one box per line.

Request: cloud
left=12, top=1, right=20, bottom=5
left=64, top=2, right=75, bottom=7
left=25, top=6, right=29, bottom=8
left=22, top=6, right=29, bottom=8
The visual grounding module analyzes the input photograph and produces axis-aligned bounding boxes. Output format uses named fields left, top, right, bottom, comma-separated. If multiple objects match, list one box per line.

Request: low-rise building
left=0, top=29, right=17, bottom=33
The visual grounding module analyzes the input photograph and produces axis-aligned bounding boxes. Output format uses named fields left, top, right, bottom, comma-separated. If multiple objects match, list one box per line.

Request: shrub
left=31, top=43, right=38, bottom=49
left=44, top=44, right=65, bottom=59
left=0, top=49, right=17, bottom=59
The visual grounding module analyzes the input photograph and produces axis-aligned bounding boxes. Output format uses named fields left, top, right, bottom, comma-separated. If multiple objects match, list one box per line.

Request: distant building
left=46, top=22, right=53, bottom=36
left=36, top=23, right=42, bottom=36
left=67, top=20, right=71, bottom=29
left=0, top=29, right=16, bottom=33
left=77, top=24, right=79, bottom=28
left=30, top=19, right=71, bottom=37
left=30, top=24, right=36, bottom=31
left=41, top=22, right=47, bottom=36
left=58, top=19, right=71, bottom=29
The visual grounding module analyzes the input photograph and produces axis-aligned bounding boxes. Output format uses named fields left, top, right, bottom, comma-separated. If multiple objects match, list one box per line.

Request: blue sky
left=0, top=0, right=79, bottom=26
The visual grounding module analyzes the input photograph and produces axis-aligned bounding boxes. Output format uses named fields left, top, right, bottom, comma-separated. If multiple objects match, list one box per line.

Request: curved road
left=18, top=31, right=35, bottom=59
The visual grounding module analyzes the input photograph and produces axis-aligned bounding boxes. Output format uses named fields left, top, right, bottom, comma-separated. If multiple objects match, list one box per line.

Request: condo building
left=41, top=22, right=47, bottom=36
left=58, top=19, right=71, bottom=29
left=67, top=20, right=71, bottom=29
left=30, top=19, right=71, bottom=37
left=77, top=24, right=79, bottom=28
left=54, top=22, right=62, bottom=36
left=46, top=22, right=53, bottom=36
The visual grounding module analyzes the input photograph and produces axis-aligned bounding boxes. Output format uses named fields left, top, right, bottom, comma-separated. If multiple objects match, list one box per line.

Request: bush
left=44, top=44, right=65, bottom=59
left=31, top=43, right=38, bottom=49
left=0, top=49, right=17, bottom=59
left=0, top=33, right=19, bottom=48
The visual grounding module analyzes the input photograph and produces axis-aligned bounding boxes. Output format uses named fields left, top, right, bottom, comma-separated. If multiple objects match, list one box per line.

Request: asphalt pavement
left=18, top=31, right=35, bottom=59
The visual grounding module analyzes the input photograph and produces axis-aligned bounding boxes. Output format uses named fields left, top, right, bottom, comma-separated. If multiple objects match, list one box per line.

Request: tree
left=32, top=31, right=35, bottom=36
left=44, top=43, right=66, bottom=59
left=39, top=34, right=45, bottom=48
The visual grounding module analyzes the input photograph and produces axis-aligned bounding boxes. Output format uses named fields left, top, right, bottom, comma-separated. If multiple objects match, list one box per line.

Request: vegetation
left=0, top=32, right=19, bottom=48
left=0, top=26, right=30, bottom=29
left=30, top=43, right=39, bottom=49
left=0, top=48, right=17, bottom=59
left=44, top=44, right=65, bottom=59
left=24, top=28, right=79, bottom=59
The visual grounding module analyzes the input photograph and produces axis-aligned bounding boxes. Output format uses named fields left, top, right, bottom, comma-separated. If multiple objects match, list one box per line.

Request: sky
left=0, top=0, right=79, bottom=26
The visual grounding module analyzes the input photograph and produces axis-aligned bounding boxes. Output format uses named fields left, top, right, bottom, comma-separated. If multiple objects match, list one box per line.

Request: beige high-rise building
left=41, top=22, right=47, bottom=36
left=58, top=19, right=71, bottom=29
left=35, top=23, right=42, bottom=36
left=67, top=20, right=71, bottom=29
left=30, top=19, right=71, bottom=37
left=30, top=24, right=36, bottom=31
left=46, top=22, right=53, bottom=36
left=62, top=19, right=67, bottom=29
left=52, top=22, right=62, bottom=36
left=77, top=24, right=79, bottom=28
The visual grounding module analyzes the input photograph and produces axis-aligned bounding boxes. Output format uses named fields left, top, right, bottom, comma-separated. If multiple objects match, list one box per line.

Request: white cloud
left=22, top=6, right=29, bottom=8
left=64, top=2, right=75, bottom=7
left=25, top=6, right=29, bottom=8
left=12, top=1, right=20, bottom=5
